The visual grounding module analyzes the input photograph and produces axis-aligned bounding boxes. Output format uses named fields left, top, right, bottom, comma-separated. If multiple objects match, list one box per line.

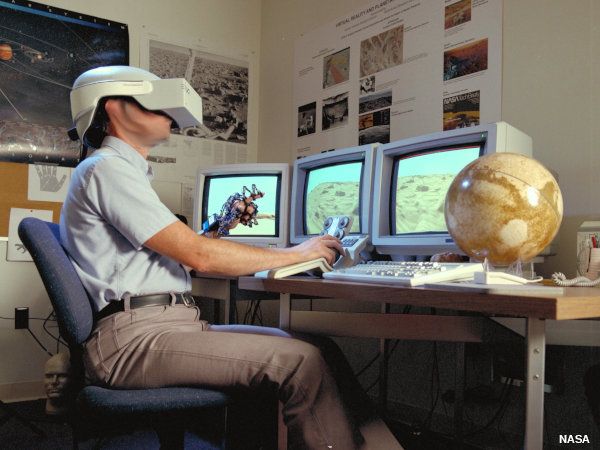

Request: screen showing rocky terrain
left=393, top=146, right=481, bottom=234
left=305, top=161, right=363, bottom=235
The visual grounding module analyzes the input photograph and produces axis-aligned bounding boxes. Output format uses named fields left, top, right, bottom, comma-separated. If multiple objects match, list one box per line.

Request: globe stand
left=475, top=258, right=540, bottom=285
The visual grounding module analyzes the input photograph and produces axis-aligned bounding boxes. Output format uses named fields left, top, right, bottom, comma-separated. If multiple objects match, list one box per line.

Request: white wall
left=258, top=0, right=600, bottom=279
left=0, top=0, right=262, bottom=399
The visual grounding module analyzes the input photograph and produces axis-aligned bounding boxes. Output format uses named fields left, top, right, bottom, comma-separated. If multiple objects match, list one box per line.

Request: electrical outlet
left=15, top=307, right=29, bottom=329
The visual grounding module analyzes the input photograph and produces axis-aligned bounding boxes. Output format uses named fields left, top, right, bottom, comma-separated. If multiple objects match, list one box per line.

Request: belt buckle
left=181, top=292, right=195, bottom=306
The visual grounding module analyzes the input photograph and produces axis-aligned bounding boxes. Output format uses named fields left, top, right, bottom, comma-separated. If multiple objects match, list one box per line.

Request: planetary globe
left=444, top=152, right=563, bottom=266
left=0, top=43, right=12, bottom=61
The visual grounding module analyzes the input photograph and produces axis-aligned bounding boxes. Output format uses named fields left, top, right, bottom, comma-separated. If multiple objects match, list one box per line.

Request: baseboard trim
left=0, top=380, right=45, bottom=403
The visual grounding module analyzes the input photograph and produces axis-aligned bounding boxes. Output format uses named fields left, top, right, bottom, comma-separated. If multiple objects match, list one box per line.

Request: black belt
left=95, top=292, right=194, bottom=321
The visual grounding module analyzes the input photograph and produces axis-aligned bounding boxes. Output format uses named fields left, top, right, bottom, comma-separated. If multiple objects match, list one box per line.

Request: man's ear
left=103, top=98, right=119, bottom=117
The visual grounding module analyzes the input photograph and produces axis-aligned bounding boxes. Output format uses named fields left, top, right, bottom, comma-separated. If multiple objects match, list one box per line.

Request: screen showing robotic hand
left=393, top=145, right=481, bottom=235
left=203, top=175, right=280, bottom=237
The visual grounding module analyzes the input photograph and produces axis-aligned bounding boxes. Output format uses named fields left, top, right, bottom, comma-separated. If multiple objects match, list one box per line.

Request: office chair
left=18, top=217, right=232, bottom=449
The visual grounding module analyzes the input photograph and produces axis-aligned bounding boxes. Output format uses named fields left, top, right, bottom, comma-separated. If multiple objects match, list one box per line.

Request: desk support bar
left=525, top=318, right=546, bottom=450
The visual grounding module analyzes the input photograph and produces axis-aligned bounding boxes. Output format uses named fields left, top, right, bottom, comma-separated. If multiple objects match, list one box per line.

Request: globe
left=444, top=152, right=563, bottom=266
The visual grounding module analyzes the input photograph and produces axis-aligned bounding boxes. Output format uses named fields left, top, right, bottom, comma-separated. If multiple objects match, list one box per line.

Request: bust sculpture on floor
left=43, top=353, right=73, bottom=416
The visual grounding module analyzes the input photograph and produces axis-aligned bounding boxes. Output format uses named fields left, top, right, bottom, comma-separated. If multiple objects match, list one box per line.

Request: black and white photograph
left=297, top=101, right=316, bottom=137
left=322, top=92, right=348, bottom=131
left=149, top=39, right=249, bottom=144
left=359, top=90, right=392, bottom=114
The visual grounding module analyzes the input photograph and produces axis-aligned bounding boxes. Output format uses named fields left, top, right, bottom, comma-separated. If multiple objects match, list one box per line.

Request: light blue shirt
left=60, top=136, right=191, bottom=311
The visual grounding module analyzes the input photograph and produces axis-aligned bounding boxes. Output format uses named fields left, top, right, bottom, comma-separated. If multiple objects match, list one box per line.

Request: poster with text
left=293, top=0, right=502, bottom=159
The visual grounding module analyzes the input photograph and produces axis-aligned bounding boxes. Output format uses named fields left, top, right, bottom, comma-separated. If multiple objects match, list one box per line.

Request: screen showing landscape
left=392, top=145, right=481, bottom=234
left=304, top=160, right=363, bottom=235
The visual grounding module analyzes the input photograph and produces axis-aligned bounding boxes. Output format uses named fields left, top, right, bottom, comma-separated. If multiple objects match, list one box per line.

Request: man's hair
left=86, top=96, right=144, bottom=148
left=84, top=98, right=111, bottom=149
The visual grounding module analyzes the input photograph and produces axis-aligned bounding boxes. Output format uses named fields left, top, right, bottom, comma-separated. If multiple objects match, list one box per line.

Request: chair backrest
left=18, top=217, right=94, bottom=348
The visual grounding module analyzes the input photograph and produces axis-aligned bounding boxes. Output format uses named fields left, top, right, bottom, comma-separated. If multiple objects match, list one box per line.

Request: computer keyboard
left=322, top=260, right=484, bottom=286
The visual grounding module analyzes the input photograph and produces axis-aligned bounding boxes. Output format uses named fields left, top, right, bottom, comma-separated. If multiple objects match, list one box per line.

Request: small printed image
left=358, top=108, right=390, bottom=145
left=443, top=90, right=480, bottom=130
left=443, top=38, right=488, bottom=81
left=323, top=47, right=350, bottom=89
left=360, top=25, right=404, bottom=78
left=322, top=92, right=349, bottom=131
left=297, top=102, right=317, bottom=137
left=359, top=75, right=375, bottom=95
left=445, top=0, right=472, bottom=30
left=359, top=90, right=392, bottom=115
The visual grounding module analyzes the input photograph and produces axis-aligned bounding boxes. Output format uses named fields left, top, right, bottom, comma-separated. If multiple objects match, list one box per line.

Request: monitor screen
left=372, top=121, right=533, bottom=257
left=304, top=160, right=363, bottom=235
left=202, top=174, right=281, bottom=237
left=290, top=143, right=378, bottom=244
left=193, top=163, right=290, bottom=248
left=392, top=145, right=482, bottom=235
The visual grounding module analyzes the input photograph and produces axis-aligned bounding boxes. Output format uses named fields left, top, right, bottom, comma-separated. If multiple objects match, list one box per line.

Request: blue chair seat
left=78, top=386, right=230, bottom=414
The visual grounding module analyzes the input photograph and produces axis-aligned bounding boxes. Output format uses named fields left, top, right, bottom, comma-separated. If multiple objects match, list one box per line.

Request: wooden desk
left=238, top=276, right=600, bottom=450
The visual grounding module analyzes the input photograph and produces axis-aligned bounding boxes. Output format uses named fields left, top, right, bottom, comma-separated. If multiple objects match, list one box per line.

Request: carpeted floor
left=0, top=398, right=485, bottom=449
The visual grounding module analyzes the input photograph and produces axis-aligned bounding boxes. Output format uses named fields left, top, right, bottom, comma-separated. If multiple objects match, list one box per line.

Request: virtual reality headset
left=69, top=66, right=203, bottom=147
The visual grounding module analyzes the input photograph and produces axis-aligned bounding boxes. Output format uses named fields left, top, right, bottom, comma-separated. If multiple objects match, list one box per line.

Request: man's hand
left=294, top=234, right=344, bottom=267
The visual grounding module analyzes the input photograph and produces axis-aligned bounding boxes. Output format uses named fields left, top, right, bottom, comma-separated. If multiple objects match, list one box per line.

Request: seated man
left=61, top=66, right=401, bottom=449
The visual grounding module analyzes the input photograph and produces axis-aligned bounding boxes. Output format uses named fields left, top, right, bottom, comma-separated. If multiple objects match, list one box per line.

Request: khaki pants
left=84, top=302, right=368, bottom=449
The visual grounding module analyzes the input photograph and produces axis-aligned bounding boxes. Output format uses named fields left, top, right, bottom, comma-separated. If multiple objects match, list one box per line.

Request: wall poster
left=0, top=0, right=129, bottom=166
left=293, top=0, right=502, bottom=159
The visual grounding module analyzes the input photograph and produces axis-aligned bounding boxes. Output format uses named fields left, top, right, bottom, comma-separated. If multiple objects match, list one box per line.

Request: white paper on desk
left=7, top=208, right=54, bottom=261
left=424, top=281, right=564, bottom=295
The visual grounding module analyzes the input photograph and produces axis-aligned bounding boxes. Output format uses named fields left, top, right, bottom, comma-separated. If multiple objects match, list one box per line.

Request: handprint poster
left=7, top=207, right=53, bottom=261
left=27, top=164, right=70, bottom=203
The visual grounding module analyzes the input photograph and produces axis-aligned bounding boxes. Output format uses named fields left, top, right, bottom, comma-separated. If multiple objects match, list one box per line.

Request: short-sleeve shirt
left=59, top=136, right=191, bottom=311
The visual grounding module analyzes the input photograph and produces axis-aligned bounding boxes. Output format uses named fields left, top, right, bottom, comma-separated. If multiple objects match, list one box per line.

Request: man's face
left=105, top=98, right=173, bottom=149
left=44, top=356, right=71, bottom=399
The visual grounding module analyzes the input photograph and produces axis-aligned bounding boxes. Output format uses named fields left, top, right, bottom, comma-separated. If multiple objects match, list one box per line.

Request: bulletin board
left=0, top=162, right=63, bottom=236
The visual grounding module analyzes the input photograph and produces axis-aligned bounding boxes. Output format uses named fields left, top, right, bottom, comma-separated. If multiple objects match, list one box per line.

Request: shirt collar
left=97, top=136, right=154, bottom=179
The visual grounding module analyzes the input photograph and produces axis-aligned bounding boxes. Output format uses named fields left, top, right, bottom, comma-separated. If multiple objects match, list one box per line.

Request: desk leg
left=454, top=342, right=465, bottom=447
left=279, top=293, right=291, bottom=330
left=379, top=303, right=390, bottom=415
left=525, top=318, right=546, bottom=450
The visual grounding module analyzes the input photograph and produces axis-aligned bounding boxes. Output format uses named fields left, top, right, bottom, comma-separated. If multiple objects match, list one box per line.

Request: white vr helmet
left=70, top=65, right=203, bottom=147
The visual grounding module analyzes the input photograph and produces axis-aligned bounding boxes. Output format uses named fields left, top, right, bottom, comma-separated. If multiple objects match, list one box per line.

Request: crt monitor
left=193, top=163, right=290, bottom=248
left=290, top=144, right=378, bottom=244
left=372, top=121, right=533, bottom=257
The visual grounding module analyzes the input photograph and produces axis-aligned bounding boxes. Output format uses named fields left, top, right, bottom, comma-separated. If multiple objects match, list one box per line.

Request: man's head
left=69, top=65, right=203, bottom=148
left=43, top=353, right=71, bottom=400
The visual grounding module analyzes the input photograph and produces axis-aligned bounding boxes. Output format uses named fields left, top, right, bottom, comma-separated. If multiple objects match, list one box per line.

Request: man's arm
left=144, top=220, right=342, bottom=276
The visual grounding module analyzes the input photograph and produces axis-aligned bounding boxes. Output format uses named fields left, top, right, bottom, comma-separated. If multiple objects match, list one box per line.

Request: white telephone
left=254, top=216, right=370, bottom=279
